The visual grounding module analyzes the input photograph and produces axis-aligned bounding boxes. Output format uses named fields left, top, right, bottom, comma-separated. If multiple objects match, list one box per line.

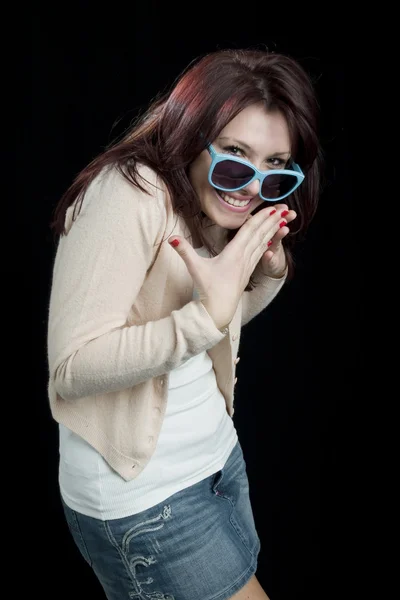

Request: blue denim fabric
left=61, top=441, right=260, bottom=600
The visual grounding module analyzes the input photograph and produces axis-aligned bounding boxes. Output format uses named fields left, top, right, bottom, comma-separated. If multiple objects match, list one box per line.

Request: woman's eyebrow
left=217, top=137, right=290, bottom=157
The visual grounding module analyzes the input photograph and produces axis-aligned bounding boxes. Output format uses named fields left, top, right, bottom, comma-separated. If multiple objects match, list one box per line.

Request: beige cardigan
left=47, top=165, right=287, bottom=480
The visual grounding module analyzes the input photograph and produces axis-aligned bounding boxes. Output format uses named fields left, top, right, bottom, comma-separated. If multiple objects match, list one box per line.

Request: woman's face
left=188, top=103, right=291, bottom=230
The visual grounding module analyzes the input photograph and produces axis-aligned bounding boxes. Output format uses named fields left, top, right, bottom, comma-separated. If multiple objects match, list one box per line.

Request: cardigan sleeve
left=47, top=167, right=226, bottom=401
left=241, top=262, right=288, bottom=326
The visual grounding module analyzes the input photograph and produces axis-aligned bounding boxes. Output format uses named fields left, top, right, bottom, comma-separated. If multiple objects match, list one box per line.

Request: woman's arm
left=47, top=168, right=225, bottom=401
left=241, top=263, right=288, bottom=326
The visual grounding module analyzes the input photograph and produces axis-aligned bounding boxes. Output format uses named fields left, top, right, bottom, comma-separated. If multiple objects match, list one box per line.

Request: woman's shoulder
left=65, top=163, right=170, bottom=235
left=93, top=162, right=166, bottom=201
left=85, top=163, right=170, bottom=216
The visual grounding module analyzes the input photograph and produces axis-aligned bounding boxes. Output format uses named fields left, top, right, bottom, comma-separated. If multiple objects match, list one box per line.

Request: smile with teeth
left=219, top=192, right=252, bottom=207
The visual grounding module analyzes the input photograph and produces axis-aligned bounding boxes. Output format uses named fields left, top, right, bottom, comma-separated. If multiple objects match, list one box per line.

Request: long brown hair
left=50, top=49, right=323, bottom=286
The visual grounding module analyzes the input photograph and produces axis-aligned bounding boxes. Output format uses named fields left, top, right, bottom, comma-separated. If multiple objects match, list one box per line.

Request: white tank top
left=59, top=247, right=238, bottom=520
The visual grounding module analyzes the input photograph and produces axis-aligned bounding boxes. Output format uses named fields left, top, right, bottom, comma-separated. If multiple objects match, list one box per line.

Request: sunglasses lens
left=261, top=173, right=298, bottom=200
left=211, top=160, right=255, bottom=190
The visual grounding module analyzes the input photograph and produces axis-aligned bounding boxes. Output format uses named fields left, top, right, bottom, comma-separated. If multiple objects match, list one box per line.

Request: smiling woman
left=47, top=48, right=323, bottom=600
left=188, top=105, right=294, bottom=227
left=207, top=134, right=303, bottom=203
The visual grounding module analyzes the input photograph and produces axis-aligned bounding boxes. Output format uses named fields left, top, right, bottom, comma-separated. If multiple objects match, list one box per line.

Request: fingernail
left=269, top=209, right=277, bottom=215
left=279, top=220, right=287, bottom=228
left=267, top=240, right=273, bottom=247
left=281, top=210, right=289, bottom=217
left=169, top=239, right=179, bottom=247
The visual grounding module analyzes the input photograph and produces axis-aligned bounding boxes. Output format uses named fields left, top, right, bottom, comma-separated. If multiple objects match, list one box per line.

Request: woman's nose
left=243, top=178, right=260, bottom=197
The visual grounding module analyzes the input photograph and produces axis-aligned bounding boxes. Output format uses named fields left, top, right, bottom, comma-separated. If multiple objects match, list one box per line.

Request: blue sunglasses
left=207, top=143, right=304, bottom=202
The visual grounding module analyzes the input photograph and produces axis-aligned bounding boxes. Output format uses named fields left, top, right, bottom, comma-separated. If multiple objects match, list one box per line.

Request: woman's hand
left=258, top=204, right=297, bottom=278
left=168, top=204, right=294, bottom=330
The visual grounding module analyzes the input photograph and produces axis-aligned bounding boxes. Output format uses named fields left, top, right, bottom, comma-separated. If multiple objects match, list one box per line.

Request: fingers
left=167, top=236, right=200, bottom=280
left=231, top=205, right=282, bottom=250
left=225, top=204, right=294, bottom=268
left=246, top=204, right=292, bottom=239
left=265, top=222, right=290, bottom=251
left=251, top=209, right=296, bottom=266
left=250, top=207, right=295, bottom=252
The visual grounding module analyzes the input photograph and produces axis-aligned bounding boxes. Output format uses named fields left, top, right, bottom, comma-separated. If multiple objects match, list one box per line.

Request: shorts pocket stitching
left=104, top=508, right=175, bottom=600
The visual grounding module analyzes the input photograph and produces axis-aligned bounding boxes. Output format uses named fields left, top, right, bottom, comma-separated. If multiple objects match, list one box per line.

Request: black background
left=26, top=8, right=353, bottom=600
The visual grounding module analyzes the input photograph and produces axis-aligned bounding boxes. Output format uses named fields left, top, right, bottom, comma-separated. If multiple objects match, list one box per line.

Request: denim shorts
left=61, top=441, right=260, bottom=600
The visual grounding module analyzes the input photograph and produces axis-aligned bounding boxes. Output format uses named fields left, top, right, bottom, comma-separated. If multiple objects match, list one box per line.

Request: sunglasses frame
left=206, top=143, right=305, bottom=202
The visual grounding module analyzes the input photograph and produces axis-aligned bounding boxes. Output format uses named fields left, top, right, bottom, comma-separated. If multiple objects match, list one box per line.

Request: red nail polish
left=267, top=240, right=273, bottom=247
left=269, top=209, right=277, bottom=215
left=279, top=220, right=287, bottom=228
left=281, top=210, right=289, bottom=217
left=169, top=239, right=179, bottom=247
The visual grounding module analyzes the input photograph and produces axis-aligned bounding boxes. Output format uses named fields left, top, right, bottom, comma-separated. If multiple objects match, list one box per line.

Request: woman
left=47, top=48, right=322, bottom=600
